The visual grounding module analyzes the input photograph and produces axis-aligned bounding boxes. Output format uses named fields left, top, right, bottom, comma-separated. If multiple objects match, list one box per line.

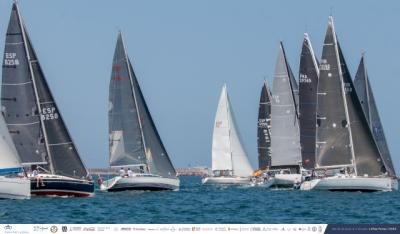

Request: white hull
left=300, top=176, right=398, bottom=192
left=0, top=176, right=30, bottom=199
left=202, top=176, right=251, bottom=185
left=101, top=175, right=179, bottom=191
left=273, top=173, right=302, bottom=187
left=249, top=177, right=275, bottom=188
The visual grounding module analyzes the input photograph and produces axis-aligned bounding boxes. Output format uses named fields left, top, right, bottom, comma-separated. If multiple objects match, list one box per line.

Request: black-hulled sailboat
left=299, top=34, right=319, bottom=170
left=257, top=81, right=272, bottom=170
left=270, top=42, right=302, bottom=187
left=300, top=17, right=397, bottom=192
left=354, top=55, right=396, bottom=178
left=100, top=32, right=179, bottom=191
left=1, top=3, right=94, bottom=197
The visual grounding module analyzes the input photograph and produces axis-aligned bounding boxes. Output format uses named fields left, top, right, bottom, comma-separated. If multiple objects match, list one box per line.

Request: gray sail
left=111, top=33, right=177, bottom=178
left=1, top=3, right=48, bottom=167
left=109, top=33, right=146, bottom=167
left=257, top=81, right=272, bottom=170
left=338, top=44, right=384, bottom=176
left=2, top=3, right=88, bottom=178
left=270, top=42, right=301, bottom=169
left=315, top=17, right=353, bottom=168
left=299, top=34, right=319, bottom=169
left=352, top=56, right=393, bottom=176
left=128, top=60, right=177, bottom=178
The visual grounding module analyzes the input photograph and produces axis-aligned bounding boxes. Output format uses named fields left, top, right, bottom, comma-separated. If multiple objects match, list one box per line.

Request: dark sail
left=353, top=56, right=395, bottom=176
left=1, top=3, right=48, bottom=167
left=315, top=17, right=353, bottom=168
left=109, top=33, right=146, bottom=167
left=257, top=81, right=272, bottom=170
left=338, top=44, right=385, bottom=176
left=2, top=3, right=88, bottom=178
left=128, top=60, right=177, bottom=178
left=299, top=34, right=319, bottom=169
left=270, top=42, right=301, bottom=168
left=111, top=33, right=177, bottom=178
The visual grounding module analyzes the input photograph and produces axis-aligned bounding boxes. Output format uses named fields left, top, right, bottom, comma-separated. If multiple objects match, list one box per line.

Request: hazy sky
left=0, top=0, right=399, bottom=173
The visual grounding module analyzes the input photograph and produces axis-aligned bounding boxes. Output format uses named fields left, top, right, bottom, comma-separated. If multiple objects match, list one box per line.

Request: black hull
left=107, top=182, right=177, bottom=192
left=31, top=177, right=94, bottom=197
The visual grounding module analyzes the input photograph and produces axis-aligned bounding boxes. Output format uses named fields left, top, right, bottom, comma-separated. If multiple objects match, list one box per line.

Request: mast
left=330, top=16, right=357, bottom=175
left=120, top=32, right=148, bottom=172
left=14, top=3, right=54, bottom=173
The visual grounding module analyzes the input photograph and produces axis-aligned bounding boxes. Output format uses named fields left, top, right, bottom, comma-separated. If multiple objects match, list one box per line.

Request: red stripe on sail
left=112, top=65, right=121, bottom=72
left=113, top=76, right=123, bottom=80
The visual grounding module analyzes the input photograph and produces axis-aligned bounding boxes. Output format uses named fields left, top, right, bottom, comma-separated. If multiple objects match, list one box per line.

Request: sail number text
left=41, top=107, right=59, bottom=121
left=299, top=74, right=312, bottom=83
left=4, top=52, right=20, bottom=66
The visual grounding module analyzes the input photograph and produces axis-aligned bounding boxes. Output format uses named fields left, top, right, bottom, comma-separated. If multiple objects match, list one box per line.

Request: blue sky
left=0, top=0, right=399, bottom=173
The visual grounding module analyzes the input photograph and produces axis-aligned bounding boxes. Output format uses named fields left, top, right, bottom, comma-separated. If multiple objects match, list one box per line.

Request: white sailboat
left=202, top=85, right=254, bottom=185
left=0, top=113, right=30, bottom=199
left=300, top=17, right=398, bottom=192
left=100, top=32, right=179, bottom=192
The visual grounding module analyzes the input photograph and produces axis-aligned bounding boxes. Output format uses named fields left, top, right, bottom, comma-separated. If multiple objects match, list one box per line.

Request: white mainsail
left=211, top=85, right=253, bottom=177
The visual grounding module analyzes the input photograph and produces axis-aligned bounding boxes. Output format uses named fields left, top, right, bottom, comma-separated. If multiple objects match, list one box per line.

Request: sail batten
left=270, top=43, right=301, bottom=168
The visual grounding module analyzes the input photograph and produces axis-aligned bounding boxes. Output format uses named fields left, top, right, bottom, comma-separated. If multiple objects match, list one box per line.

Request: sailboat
left=300, top=17, right=398, bottom=192
left=270, top=42, right=302, bottom=187
left=100, top=32, right=179, bottom=192
left=0, top=112, right=30, bottom=199
left=202, top=84, right=254, bottom=185
left=354, top=55, right=396, bottom=177
left=257, top=81, right=272, bottom=170
left=1, top=2, right=94, bottom=197
left=299, top=34, right=319, bottom=170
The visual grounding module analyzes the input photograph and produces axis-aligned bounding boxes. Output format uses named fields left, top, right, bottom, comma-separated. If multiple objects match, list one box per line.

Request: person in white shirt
left=32, top=166, right=44, bottom=187
left=118, top=167, right=125, bottom=177
left=127, top=168, right=133, bottom=177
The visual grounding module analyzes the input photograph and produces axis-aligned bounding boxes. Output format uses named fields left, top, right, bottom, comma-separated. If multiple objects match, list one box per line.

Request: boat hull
left=273, top=173, right=302, bottom=187
left=249, top=177, right=275, bottom=188
left=101, top=176, right=180, bottom=192
left=0, top=176, right=30, bottom=199
left=300, top=176, right=398, bottom=192
left=202, top=176, right=251, bottom=185
left=30, top=174, right=94, bottom=197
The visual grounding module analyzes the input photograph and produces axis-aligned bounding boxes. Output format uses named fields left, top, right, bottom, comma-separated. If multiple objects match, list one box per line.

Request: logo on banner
left=50, top=226, right=58, bottom=233
left=62, top=226, right=68, bottom=232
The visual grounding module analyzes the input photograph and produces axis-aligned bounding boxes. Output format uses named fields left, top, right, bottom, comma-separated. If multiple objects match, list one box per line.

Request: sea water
left=0, top=176, right=399, bottom=223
